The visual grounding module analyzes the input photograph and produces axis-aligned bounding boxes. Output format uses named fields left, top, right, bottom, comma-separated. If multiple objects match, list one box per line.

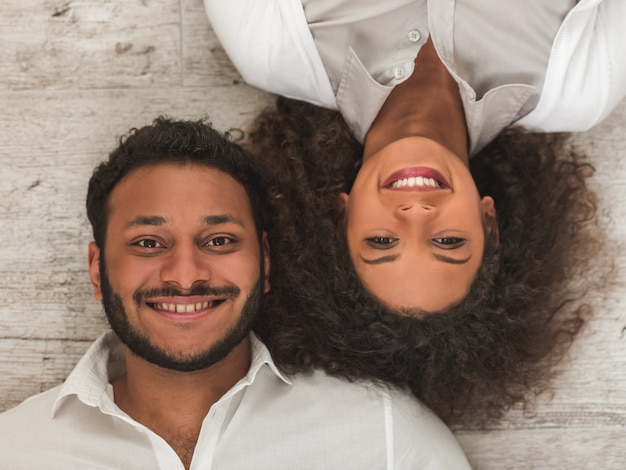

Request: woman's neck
left=363, top=38, right=468, bottom=164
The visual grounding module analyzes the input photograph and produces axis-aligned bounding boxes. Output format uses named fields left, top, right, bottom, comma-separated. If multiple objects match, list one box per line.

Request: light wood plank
left=457, top=428, right=626, bottom=470
left=181, top=0, right=244, bottom=87
left=0, top=339, right=94, bottom=410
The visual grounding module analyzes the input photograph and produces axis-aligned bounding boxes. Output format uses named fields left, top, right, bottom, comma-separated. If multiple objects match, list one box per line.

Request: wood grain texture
left=0, top=1, right=624, bottom=468
left=457, top=428, right=626, bottom=470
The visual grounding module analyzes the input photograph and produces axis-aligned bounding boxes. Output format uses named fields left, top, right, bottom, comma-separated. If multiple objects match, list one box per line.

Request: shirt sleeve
left=516, top=0, right=626, bottom=132
left=203, top=0, right=336, bottom=109
left=385, top=390, right=472, bottom=469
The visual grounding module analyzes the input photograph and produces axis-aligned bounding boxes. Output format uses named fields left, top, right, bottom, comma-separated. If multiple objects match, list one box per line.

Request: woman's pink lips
left=382, top=167, right=450, bottom=189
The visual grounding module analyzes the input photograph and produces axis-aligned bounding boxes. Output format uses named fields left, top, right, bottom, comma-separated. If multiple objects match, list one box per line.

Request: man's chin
left=100, top=270, right=264, bottom=372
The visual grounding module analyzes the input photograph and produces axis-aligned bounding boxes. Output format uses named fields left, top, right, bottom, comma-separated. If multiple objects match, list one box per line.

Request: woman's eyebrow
left=434, top=253, right=472, bottom=265
left=360, top=254, right=399, bottom=265
left=361, top=253, right=471, bottom=265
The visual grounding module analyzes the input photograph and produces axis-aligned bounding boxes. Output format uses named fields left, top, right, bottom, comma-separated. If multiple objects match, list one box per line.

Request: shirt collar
left=52, top=331, right=121, bottom=417
left=52, top=331, right=291, bottom=418
left=248, top=333, right=292, bottom=386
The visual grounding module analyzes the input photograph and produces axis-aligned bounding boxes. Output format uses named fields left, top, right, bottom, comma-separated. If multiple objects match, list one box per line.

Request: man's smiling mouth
left=148, top=299, right=226, bottom=313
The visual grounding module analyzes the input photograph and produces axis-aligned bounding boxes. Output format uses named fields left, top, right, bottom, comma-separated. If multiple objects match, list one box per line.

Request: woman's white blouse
left=204, top=0, right=626, bottom=154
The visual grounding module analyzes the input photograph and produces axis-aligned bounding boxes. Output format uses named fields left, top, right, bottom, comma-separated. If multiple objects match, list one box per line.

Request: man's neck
left=111, top=339, right=251, bottom=469
left=363, top=38, right=468, bottom=163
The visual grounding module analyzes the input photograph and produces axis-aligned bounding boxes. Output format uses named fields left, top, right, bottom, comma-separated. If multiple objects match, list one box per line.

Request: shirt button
left=393, top=67, right=405, bottom=79
left=407, top=29, right=421, bottom=43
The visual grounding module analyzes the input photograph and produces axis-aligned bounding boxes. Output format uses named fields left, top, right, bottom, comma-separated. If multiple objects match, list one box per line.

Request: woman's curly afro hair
left=244, top=97, right=603, bottom=426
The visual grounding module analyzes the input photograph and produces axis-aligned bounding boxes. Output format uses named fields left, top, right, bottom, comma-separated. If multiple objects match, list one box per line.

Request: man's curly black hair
left=86, top=116, right=268, bottom=250
left=243, top=97, right=602, bottom=426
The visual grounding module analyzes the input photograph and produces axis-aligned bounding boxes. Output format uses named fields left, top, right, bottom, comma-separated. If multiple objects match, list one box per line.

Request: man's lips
left=382, top=167, right=451, bottom=190
left=146, top=296, right=226, bottom=315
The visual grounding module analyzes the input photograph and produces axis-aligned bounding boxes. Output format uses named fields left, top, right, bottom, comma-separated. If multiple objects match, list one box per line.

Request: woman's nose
left=397, top=202, right=435, bottom=213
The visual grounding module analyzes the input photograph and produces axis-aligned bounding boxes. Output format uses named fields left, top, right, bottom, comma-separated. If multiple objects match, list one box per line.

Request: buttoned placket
left=189, top=341, right=289, bottom=469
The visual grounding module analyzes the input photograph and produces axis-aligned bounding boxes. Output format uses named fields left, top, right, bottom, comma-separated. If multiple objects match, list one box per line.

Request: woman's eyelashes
left=365, top=236, right=399, bottom=249
left=431, top=237, right=466, bottom=249
left=366, top=236, right=466, bottom=250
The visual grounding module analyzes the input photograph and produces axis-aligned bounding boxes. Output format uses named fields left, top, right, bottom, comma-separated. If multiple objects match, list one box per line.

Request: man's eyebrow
left=123, top=214, right=244, bottom=230
left=202, top=214, right=245, bottom=226
left=360, top=254, right=399, bottom=265
left=434, top=253, right=472, bottom=265
left=124, top=216, right=167, bottom=229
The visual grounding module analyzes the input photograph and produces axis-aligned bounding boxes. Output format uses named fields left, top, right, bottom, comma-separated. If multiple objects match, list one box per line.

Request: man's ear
left=88, top=242, right=103, bottom=301
left=481, top=196, right=499, bottom=248
left=261, top=232, right=271, bottom=293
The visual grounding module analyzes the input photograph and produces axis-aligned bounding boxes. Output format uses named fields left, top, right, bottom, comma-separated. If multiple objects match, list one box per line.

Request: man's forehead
left=116, top=161, right=236, bottom=185
left=107, top=163, right=253, bottom=220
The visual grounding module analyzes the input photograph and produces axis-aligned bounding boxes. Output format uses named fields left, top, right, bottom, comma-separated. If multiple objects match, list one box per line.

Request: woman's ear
left=338, top=192, right=349, bottom=217
left=88, top=242, right=103, bottom=301
left=481, top=196, right=499, bottom=247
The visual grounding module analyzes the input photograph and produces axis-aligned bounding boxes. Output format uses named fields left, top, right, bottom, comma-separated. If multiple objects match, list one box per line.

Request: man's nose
left=160, top=243, right=211, bottom=290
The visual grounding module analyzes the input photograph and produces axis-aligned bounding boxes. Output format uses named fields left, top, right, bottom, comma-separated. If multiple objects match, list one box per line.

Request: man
left=0, top=117, right=470, bottom=469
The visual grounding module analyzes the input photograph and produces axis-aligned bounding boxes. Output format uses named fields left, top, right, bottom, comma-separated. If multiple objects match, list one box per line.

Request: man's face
left=88, top=162, right=270, bottom=371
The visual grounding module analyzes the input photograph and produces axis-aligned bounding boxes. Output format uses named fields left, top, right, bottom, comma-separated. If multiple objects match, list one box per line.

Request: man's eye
left=137, top=239, right=163, bottom=249
left=207, top=236, right=233, bottom=247
left=366, top=236, right=398, bottom=249
left=432, top=237, right=466, bottom=249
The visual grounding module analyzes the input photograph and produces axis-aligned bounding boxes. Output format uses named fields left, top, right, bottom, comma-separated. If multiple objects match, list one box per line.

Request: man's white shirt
left=0, top=332, right=470, bottom=469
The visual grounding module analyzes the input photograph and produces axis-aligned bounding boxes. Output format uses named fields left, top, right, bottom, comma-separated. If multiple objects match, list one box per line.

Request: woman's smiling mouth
left=383, top=167, right=451, bottom=190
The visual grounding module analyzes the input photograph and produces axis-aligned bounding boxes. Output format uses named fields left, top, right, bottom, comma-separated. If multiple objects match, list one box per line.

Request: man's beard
left=99, top=257, right=264, bottom=372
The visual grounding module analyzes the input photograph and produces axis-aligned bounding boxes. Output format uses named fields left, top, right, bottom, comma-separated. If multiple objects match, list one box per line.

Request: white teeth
left=390, top=176, right=440, bottom=189
left=154, top=301, right=216, bottom=313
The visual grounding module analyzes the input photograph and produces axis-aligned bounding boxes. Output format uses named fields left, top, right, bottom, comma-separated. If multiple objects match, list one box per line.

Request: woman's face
left=342, top=136, right=496, bottom=313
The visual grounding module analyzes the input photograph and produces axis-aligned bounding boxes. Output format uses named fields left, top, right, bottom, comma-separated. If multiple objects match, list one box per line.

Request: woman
left=245, top=97, right=601, bottom=424
left=205, top=0, right=625, bottom=312
left=209, top=1, right=612, bottom=421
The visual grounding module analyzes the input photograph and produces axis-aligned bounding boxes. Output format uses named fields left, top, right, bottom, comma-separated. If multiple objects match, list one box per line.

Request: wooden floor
left=0, top=1, right=624, bottom=468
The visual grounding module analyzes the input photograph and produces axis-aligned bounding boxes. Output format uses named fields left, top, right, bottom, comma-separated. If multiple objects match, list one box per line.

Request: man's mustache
left=133, top=284, right=240, bottom=306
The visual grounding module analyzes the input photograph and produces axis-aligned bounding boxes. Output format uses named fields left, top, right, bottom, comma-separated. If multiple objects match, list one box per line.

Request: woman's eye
left=207, top=236, right=233, bottom=247
left=432, top=237, right=466, bottom=249
left=137, top=239, right=163, bottom=249
left=366, top=236, right=398, bottom=249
